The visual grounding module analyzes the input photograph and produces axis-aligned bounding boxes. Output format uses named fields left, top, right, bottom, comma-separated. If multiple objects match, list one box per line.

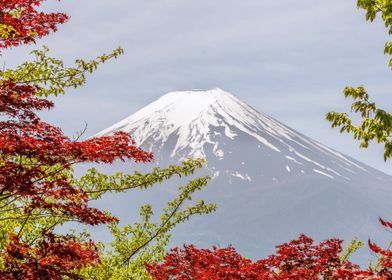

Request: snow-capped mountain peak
left=98, top=88, right=294, bottom=155
left=98, top=87, right=280, bottom=157
left=97, top=88, right=368, bottom=181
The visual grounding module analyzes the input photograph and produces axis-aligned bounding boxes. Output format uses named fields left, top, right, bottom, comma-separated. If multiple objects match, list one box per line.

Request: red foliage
left=379, top=217, right=392, bottom=230
left=146, top=245, right=272, bottom=280
left=259, top=235, right=374, bottom=279
left=0, top=0, right=69, bottom=48
left=0, top=1, right=153, bottom=278
left=2, top=233, right=100, bottom=279
left=146, top=235, right=386, bottom=279
left=366, top=218, right=392, bottom=278
left=0, top=80, right=153, bottom=225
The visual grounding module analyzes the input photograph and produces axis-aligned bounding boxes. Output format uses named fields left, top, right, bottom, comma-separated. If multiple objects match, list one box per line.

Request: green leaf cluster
left=80, top=169, right=216, bottom=279
left=357, top=0, right=392, bottom=67
left=0, top=46, right=124, bottom=96
left=326, top=86, right=392, bottom=160
left=326, top=1, right=392, bottom=161
left=340, top=238, right=364, bottom=262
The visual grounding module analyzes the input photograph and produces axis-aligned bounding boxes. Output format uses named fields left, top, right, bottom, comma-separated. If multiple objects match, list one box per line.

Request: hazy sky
left=3, top=0, right=392, bottom=174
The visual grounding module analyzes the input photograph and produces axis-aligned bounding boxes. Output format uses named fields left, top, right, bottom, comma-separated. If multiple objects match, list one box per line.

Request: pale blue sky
left=3, top=0, right=392, bottom=173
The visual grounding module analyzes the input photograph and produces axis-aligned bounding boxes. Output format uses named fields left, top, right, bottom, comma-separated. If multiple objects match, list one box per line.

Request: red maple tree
left=0, top=1, right=153, bottom=279
left=146, top=234, right=389, bottom=279
left=0, top=0, right=68, bottom=48
left=2, top=233, right=100, bottom=280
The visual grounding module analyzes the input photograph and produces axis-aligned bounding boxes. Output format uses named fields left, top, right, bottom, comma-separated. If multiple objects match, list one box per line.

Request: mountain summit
left=99, top=87, right=283, bottom=158
left=98, top=88, right=392, bottom=261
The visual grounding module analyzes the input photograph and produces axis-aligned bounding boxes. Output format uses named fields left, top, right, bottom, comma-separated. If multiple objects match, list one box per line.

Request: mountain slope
left=97, top=88, right=392, bottom=260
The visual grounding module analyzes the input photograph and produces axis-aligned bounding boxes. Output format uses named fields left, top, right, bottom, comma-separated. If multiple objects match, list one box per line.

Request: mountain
left=97, top=88, right=392, bottom=261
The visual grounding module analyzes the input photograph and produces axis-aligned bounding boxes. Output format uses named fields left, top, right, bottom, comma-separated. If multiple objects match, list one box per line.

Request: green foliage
left=357, top=0, right=392, bottom=67
left=326, top=86, right=392, bottom=160
left=327, top=3, right=392, bottom=273
left=340, top=238, right=364, bottom=262
left=78, top=158, right=207, bottom=200
left=0, top=46, right=124, bottom=96
left=78, top=160, right=217, bottom=279
left=0, top=24, right=17, bottom=40
left=326, top=1, right=392, bottom=161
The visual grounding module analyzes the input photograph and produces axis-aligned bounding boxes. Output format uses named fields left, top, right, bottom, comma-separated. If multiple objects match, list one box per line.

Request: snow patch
left=212, top=171, right=220, bottom=179
left=224, top=126, right=237, bottom=139
left=285, top=155, right=304, bottom=165
left=231, top=172, right=252, bottom=181
left=313, top=169, right=334, bottom=179
left=294, top=151, right=349, bottom=180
